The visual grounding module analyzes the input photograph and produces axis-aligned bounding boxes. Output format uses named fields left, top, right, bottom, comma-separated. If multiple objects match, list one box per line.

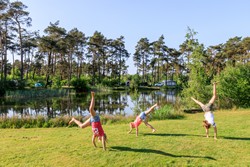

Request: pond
left=0, top=89, right=177, bottom=118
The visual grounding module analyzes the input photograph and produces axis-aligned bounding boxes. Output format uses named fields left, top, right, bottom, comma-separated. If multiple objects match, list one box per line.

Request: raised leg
left=144, top=103, right=158, bottom=115
left=69, top=117, right=91, bottom=128
left=89, top=92, right=96, bottom=117
left=209, top=82, right=217, bottom=104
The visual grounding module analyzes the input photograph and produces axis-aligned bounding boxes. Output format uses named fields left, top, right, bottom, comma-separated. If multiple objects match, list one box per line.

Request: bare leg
left=135, top=126, right=139, bottom=137
left=209, top=82, right=217, bottom=104
left=89, top=92, right=96, bottom=117
left=128, top=123, right=133, bottom=134
left=214, top=127, right=217, bottom=140
left=191, top=97, right=205, bottom=108
left=92, top=135, right=97, bottom=148
left=144, top=122, right=156, bottom=133
left=205, top=127, right=209, bottom=138
left=144, top=103, right=158, bottom=115
left=101, top=135, right=106, bottom=151
left=69, top=117, right=91, bottom=128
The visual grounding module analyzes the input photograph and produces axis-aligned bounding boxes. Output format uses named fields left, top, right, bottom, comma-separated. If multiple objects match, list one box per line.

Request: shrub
left=101, top=115, right=131, bottom=125
left=0, top=81, right=6, bottom=97
left=152, top=104, right=184, bottom=120
left=216, top=64, right=250, bottom=108
left=101, top=78, right=119, bottom=87
left=71, top=77, right=90, bottom=93
left=37, top=116, right=46, bottom=128
left=49, top=116, right=69, bottom=127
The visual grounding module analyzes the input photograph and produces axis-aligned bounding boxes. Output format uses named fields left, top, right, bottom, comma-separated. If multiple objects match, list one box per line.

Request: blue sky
left=19, top=0, right=250, bottom=74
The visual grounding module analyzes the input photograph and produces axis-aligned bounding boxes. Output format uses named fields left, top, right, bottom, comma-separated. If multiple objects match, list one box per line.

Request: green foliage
left=129, top=74, right=140, bottom=90
left=215, top=64, right=250, bottom=108
left=101, top=78, right=119, bottom=87
left=60, top=79, right=68, bottom=87
left=16, top=80, right=26, bottom=89
left=100, top=115, right=131, bottom=125
left=181, top=45, right=211, bottom=109
left=70, top=77, right=90, bottom=93
left=5, top=80, right=18, bottom=90
left=0, top=81, right=6, bottom=97
left=51, top=77, right=63, bottom=88
left=0, top=116, right=72, bottom=128
left=152, top=104, right=184, bottom=120
left=48, top=116, right=71, bottom=127
left=0, top=106, right=185, bottom=128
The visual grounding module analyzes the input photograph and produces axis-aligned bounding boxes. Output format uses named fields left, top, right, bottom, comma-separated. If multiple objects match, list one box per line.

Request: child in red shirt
left=69, top=92, right=107, bottom=150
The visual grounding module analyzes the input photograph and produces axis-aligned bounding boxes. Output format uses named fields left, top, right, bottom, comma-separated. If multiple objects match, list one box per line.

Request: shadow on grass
left=144, top=133, right=250, bottom=141
left=143, top=133, right=203, bottom=137
left=222, top=136, right=250, bottom=141
left=110, top=146, right=216, bottom=160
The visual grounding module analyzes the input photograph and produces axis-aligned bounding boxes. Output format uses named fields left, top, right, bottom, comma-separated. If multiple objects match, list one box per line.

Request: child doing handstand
left=128, top=103, right=158, bottom=137
left=191, top=82, right=218, bottom=139
left=69, top=92, right=107, bottom=150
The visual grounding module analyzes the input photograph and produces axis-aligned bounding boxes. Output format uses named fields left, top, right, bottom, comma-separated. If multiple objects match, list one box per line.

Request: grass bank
left=0, top=110, right=249, bottom=167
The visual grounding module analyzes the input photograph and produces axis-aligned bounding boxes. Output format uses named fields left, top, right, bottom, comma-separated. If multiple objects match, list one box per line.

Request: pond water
left=0, top=89, right=177, bottom=118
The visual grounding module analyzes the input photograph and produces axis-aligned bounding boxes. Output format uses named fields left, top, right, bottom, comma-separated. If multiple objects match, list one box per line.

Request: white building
left=162, top=80, right=177, bottom=86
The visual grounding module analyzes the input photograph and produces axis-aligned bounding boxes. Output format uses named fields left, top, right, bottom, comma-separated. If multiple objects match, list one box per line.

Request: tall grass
left=152, top=104, right=184, bottom=120
left=0, top=116, right=72, bottom=128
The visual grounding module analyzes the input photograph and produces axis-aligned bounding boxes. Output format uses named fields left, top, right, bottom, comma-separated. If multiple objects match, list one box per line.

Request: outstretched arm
left=145, top=103, right=158, bottom=115
left=89, top=92, right=96, bottom=116
left=208, top=82, right=217, bottom=104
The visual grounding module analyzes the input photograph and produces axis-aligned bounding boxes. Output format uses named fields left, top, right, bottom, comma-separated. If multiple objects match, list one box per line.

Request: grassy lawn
left=0, top=110, right=249, bottom=167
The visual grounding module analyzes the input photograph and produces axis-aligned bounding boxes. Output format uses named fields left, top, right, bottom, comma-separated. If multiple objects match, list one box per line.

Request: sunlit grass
left=0, top=110, right=249, bottom=166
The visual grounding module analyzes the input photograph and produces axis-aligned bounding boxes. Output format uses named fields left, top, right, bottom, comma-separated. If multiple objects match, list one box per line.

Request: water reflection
left=0, top=89, right=177, bottom=118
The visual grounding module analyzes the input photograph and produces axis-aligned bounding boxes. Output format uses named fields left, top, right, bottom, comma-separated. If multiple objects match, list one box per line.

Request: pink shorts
left=130, top=116, right=142, bottom=128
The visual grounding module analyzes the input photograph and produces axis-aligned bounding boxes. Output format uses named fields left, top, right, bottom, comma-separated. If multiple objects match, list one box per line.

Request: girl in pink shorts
left=69, top=92, right=107, bottom=150
left=128, top=103, right=158, bottom=137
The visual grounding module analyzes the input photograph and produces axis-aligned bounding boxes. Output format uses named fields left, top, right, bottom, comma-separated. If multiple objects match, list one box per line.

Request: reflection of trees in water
left=97, top=92, right=128, bottom=115
left=0, top=90, right=176, bottom=118
left=131, top=90, right=176, bottom=115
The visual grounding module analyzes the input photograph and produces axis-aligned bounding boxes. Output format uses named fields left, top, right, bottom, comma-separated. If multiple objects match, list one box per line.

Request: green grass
left=0, top=110, right=249, bottom=167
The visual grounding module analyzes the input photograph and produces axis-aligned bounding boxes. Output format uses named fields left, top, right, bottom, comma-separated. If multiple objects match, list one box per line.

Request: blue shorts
left=90, top=115, right=100, bottom=123
left=139, top=112, right=147, bottom=121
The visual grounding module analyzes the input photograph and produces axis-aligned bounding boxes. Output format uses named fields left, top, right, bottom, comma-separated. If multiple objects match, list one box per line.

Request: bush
left=129, top=74, right=140, bottom=90
left=216, top=64, right=250, bottom=108
left=49, top=116, right=69, bottom=127
left=101, top=78, right=119, bottom=87
left=0, top=85, right=6, bottom=97
left=71, top=77, right=90, bottom=93
left=152, top=104, right=184, bottom=120
left=37, top=116, right=46, bottom=128
left=101, top=115, right=131, bottom=125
